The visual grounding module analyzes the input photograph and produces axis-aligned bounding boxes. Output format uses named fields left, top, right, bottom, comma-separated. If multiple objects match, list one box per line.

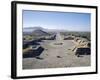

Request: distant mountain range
left=23, top=27, right=51, bottom=36
left=23, top=27, right=44, bottom=32
left=32, top=29, right=50, bottom=36
left=23, top=26, right=68, bottom=33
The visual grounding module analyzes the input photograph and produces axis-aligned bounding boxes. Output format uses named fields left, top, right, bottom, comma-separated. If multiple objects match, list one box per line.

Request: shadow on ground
left=23, top=46, right=44, bottom=58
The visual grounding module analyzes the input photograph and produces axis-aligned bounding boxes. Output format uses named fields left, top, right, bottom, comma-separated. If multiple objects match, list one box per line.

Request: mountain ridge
left=23, top=26, right=68, bottom=33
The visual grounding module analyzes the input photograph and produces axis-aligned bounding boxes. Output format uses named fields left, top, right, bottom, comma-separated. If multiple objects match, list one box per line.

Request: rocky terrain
left=23, top=30, right=90, bottom=69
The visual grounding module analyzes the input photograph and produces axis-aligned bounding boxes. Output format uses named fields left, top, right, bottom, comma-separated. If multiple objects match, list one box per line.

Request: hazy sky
left=23, top=10, right=91, bottom=31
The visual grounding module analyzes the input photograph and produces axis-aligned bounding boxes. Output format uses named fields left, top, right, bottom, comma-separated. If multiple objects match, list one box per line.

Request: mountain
left=23, top=26, right=68, bottom=33
left=23, top=27, right=51, bottom=36
left=23, top=26, right=44, bottom=32
left=32, top=29, right=50, bottom=36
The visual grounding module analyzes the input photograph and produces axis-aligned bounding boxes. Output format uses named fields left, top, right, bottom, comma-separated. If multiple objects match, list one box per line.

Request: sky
left=23, top=10, right=91, bottom=31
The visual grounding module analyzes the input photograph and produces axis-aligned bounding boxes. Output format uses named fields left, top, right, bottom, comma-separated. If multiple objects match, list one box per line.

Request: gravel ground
left=23, top=33, right=90, bottom=69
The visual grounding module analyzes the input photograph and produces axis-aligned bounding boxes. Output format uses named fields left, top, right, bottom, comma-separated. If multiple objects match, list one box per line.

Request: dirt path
left=23, top=33, right=90, bottom=69
left=56, top=32, right=63, bottom=41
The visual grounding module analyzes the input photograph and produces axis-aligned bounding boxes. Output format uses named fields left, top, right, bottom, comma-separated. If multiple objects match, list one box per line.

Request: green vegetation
left=60, top=31, right=91, bottom=41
